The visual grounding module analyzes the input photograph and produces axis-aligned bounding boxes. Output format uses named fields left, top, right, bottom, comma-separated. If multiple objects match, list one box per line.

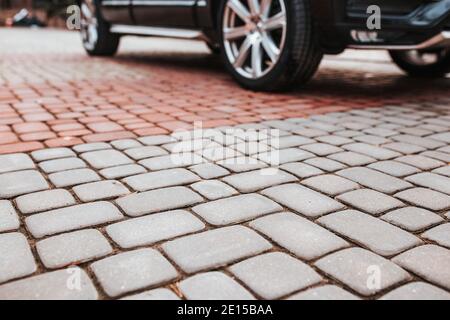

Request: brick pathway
left=0, top=28, right=450, bottom=300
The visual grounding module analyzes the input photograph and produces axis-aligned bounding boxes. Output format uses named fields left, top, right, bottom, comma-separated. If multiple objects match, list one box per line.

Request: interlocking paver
left=428, top=132, right=450, bottom=143
left=262, top=184, right=345, bottom=218
left=16, top=189, right=76, bottom=214
left=300, top=143, right=343, bottom=156
left=337, top=167, right=412, bottom=194
left=80, top=150, right=133, bottom=169
left=269, top=135, right=315, bottom=148
left=31, top=147, right=75, bottom=161
left=279, top=162, right=324, bottom=178
left=124, top=146, right=168, bottom=160
left=49, top=168, right=101, bottom=187
left=342, top=143, right=401, bottom=160
left=0, top=201, right=20, bottom=232
left=315, top=135, right=354, bottom=146
left=327, top=151, right=376, bottom=166
left=73, top=142, right=111, bottom=153
left=421, top=224, right=450, bottom=248
left=73, top=180, right=130, bottom=202
left=336, top=189, right=404, bottom=215
left=162, top=226, right=272, bottom=273
left=368, top=160, right=420, bottom=177
left=218, top=156, right=268, bottom=173
left=106, top=210, right=205, bottom=248
left=405, top=172, right=450, bottom=195
left=191, top=180, right=237, bottom=200
left=318, top=210, right=421, bottom=256
left=179, top=272, right=255, bottom=300
left=116, top=186, right=203, bottom=217
left=257, top=148, right=314, bottom=165
left=26, top=202, right=124, bottom=238
left=223, top=169, right=297, bottom=193
left=420, top=150, right=450, bottom=163
left=304, top=157, right=347, bottom=172
left=287, top=285, right=359, bottom=300
left=0, top=268, right=98, bottom=300
left=110, top=139, right=143, bottom=150
left=36, top=229, right=113, bottom=269
left=229, top=252, right=322, bottom=300
left=395, top=188, right=450, bottom=211
left=0, top=153, right=35, bottom=173
left=138, top=135, right=176, bottom=146
left=315, top=248, right=410, bottom=296
left=123, top=168, right=200, bottom=191
left=393, top=245, right=450, bottom=290
left=91, top=248, right=178, bottom=297
left=121, top=288, right=180, bottom=300
left=395, top=155, right=445, bottom=170
left=99, top=164, right=146, bottom=179
left=392, top=135, right=445, bottom=149
left=302, top=174, right=360, bottom=196
left=0, top=232, right=37, bottom=284
left=380, top=282, right=450, bottom=300
left=0, top=170, right=49, bottom=198
left=192, top=194, right=282, bottom=225
left=189, top=163, right=230, bottom=179
left=382, top=142, right=426, bottom=154
left=139, top=153, right=204, bottom=170
left=39, top=157, right=86, bottom=173
left=250, top=212, right=348, bottom=260
left=381, top=207, right=444, bottom=232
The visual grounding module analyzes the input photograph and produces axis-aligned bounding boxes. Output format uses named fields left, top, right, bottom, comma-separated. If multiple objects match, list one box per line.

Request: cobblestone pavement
left=0, top=28, right=450, bottom=300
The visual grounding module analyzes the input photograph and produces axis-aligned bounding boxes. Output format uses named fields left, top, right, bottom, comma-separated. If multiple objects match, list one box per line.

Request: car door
left=131, top=0, right=197, bottom=27
left=100, top=0, right=133, bottom=24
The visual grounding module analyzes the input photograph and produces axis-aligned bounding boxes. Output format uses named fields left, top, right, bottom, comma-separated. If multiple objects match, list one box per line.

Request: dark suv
left=79, top=0, right=450, bottom=91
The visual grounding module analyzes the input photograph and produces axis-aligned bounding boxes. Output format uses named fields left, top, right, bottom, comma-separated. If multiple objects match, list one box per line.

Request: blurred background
left=0, top=0, right=73, bottom=27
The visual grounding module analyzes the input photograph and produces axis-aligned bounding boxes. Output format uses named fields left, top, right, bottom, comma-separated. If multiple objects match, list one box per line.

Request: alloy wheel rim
left=80, top=0, right=98, bottom=51
left=222, top=0, right=287, bottom=80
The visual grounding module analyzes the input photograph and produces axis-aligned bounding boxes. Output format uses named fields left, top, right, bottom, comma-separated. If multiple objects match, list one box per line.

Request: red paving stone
left=0, top=28, right=449, bottom=154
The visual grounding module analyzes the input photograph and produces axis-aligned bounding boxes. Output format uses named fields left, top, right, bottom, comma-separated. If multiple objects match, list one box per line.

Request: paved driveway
left=0, top=28, right=449, bottom=300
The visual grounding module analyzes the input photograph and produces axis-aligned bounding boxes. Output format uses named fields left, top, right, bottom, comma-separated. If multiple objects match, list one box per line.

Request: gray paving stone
left=268, top=135, right=315, bottom=148
left=0, top=232, right=36, bottom=284
left=36, top=229, right=113, bottom=269
left=163, top=139, right=221, bottom=153
left=279, top=162, right=324, bottom=178
left=393, top=245, right=450, bottom=290
left=116, top=186, right=203, bottom=217
left=337, top=167, right=412, bottom=194
left=218, top=156, right=267, bottom=173
left=292, top=127, right=327, bottom=137
left=300, top=143, right=343, bottom=156
left=327, top=151, right=376, bottom=166
left=0, top=170, right=49, bottom=198
left=16, top=189, right=76, bottom=215
left=383, top=142, right=426, bottom=154
left=318, top=210, right=422, bottom=256
left=363, top=128, right=398, bottom=137
left=73, top=142, right=111, bottom=153
left=303, top=121, right=342, bottom=133
left=262, top=184, right=345, bottom=218
left=121, top=288, right=180, bottom=300
left=191, top=180, right=237, bottom=200
left=368, top=160, right=420, bottom=177
left=124, top=146, right=168, bottom=160
left=26, top=202, right=124, bottom=238
left=302, top=174, right=360, bottom=196
left=0, top=267, right=98, bottom=300
left=232, top=141, right=272, bottom=156
left=257, top=148, right=314, bottom=165
left=31, top=148, right=75, bottom=161
left=193, top=194, right=282, bottom=225
left=335, top=130, right=361, bottom=138
left=421, top=224, right=450, bottom=249
left=139, top=153, right=204, bottom=170
left=99, top=164, right=146, bottom=179
left=337, top=189, right=404, bottom=216
left=73, top=180, right=130, bottom=202
left=315, top=247, right=411, bottom=296
left=138, top=135, right=176, bottom=145
left=179, top=272, right=255, bottom=300
left=287, top=285, right=360, bottom=300
left=398, top=127, right=432, bottom=137
left=110, top=139, right=142, bottom=150
left=123, top=168, right=200, bottom=192
left=189, top=163, right=230, bottom=179
left=380, top=282, right=450, bottom=300
left=0, top=201, right=19, bottom=232
left=223, top=169, right=297, bottom=193
left=392, top=135, right=446, bottom=149
left=304, top=157, right=347, bottom=172
left=250, top=212, right=348, bottom=260
left=229, top=252, right=322, bottom=300
left=39, top=157, right=86, bottom=173
left=49, top=168, right=101, bottom=188
left=315, top=135, right=354, bottom=146
left=0, top=153, right=35, bottom=173
left=91, top=248, right=178, bottom=297
left=106, top=210, right=205, bottom=248
left=381, top=207, right=444, bottom=232
left=343, top=143, right=401, bottom=160
left=420, top=151, right=450, bottom=163
left=405, top=172, right=450, bottom=195
left=395, top=188, right=450, bottom=211
left=354, top=135, right=392, bottom=146
left=428, top=132, right=450, bottom=143
left=162, top=226, right=272, bottom=273
left=80, top=150, right=133, bottom=169
left=395, top=155, right=445, bottom=170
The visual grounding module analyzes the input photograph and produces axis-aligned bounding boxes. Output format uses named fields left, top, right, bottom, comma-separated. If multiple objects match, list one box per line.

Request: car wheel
left=389, top=49, right=450, bottom=78
left=80, top=0, right=120, bottom=56
left=218, top=0, right=323, bottom=91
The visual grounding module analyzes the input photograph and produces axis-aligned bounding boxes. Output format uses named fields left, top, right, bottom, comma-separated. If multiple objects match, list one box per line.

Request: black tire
left=389, top=49, right=450, bottom=78
left=206, top=42, right=221, bottom=55
left=218, top=0, right=323, bottom=92
left=80, top=0, right=120, bottom=56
